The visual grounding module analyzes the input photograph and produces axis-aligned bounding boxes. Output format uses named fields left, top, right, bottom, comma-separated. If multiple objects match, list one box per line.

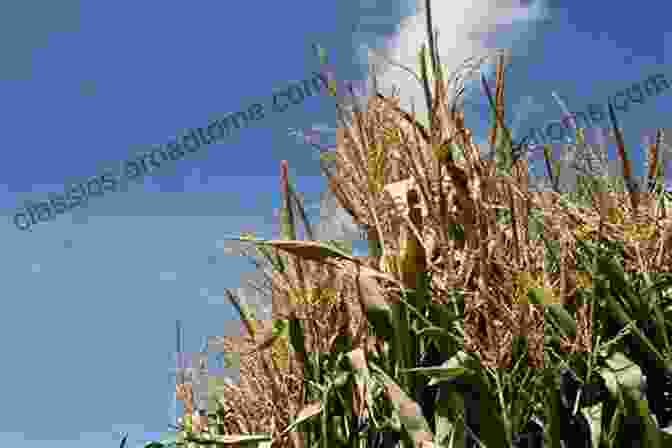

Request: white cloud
left=308, top=1, right=554, bottom=256
left=352, top=0, right=550, bottom=125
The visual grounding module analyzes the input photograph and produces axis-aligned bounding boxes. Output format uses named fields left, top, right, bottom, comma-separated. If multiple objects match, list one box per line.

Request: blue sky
left=1, top=0, right=671, bottom=447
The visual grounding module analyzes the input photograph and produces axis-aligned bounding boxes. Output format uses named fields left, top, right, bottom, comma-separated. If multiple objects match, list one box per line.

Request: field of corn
left=142, top=1, right=672, bottom=446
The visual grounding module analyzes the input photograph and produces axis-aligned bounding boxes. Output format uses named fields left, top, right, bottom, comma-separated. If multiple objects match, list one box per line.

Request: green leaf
left=369, top=362, right=435, bottom=447
left=457, top=373, right=510, bottom=448
left=527, top=287, right=577, bottom=339
left=287, top=182, right=315, bottom=241
left=280, top=161, right=297, bottom=242
left=323, top=239, right=353, bottom=256
left=145, top=431, right=178, bottom=448
left=402, top=365, right=467, bottom=381
left=541, top=370, right=562, bottom=448
left=447, top=222, right=465, bottom=242
left=224, top=288, right=259, bottom=338
left=433, top=383, right=466, bottom=447
left=583, top=401, right=603, bottom=448
left=418, top=44, right=434, bottom=133
left=596, top=254, right=642, bottom=312
left=355, top=272, right=398, bottom=345
left=289, top=316, right=307, bottom=361
left=598, top=352, right=662, bottom=447
left=416, top=326, right=452, bottom=338
left=282, top=401, right=323, bottom=435
left=426, top=351, right=472, bottom=386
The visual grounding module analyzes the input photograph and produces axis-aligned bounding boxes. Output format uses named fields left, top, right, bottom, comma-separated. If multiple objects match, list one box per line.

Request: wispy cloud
left=353, top=0, right=550, bottom=124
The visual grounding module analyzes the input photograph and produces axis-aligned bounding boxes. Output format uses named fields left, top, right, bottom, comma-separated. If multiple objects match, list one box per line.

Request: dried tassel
left=607, top=103, right=638, bottom=211
left=647, top=129, right=662, bottom=193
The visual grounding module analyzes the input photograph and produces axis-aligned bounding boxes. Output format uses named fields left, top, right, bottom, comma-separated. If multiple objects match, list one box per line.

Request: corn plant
left=143, top=0, right=672, bottom=446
